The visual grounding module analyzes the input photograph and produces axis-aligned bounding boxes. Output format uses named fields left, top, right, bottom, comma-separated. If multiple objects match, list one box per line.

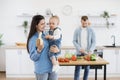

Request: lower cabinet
left=0, top=48, right=5, bottom=71
left=103, top=49, right=120, bottom=76
left=6, top=49, right=20, bottom=75
left=116, top=50, right=120, bottom=74
left=5, top=49, right=34, bottom=77
left=103, top=49, right=116, bottom=74
left=6, top=48, right=120, bottom=78
left=20, top=50, right=34, bottom=75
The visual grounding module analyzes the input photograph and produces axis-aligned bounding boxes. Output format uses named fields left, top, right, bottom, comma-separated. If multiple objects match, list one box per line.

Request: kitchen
left=0, top=0, right=120, bottom=80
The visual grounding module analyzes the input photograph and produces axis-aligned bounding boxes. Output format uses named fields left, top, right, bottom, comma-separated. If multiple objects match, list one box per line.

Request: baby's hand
left=45, top=35, right=49, bottom=39
left=45, top=35, right=53, bottom=39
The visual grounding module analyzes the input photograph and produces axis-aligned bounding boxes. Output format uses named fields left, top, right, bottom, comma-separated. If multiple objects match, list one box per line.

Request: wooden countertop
left=59, top=57, right=109, bottom=66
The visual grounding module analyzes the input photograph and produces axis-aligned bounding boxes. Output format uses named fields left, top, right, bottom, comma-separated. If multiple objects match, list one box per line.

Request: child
left=45, top=15, right=62, bottom=73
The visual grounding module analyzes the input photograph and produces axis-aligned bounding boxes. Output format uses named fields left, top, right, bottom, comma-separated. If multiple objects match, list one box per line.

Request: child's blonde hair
left=50, top=15, right=60, bottom=25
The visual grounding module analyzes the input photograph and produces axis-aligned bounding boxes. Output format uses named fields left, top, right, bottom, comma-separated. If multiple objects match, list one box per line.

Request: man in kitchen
left=73, top=16, right=96, bottom=80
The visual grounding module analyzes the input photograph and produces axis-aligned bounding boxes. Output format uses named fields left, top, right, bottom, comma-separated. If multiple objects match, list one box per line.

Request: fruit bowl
left=16, top=42, right=26, bottom=47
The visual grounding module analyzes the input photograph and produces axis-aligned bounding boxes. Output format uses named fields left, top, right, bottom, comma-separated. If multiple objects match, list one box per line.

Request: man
left=73, top=16, right=96, bottom=80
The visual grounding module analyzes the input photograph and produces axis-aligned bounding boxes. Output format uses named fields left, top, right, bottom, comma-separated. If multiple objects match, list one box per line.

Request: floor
left=0, top=72, right=120, bottom=80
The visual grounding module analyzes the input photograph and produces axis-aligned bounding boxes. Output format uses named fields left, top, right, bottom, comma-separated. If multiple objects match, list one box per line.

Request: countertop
left=3, top=45, right=120, bottom=50
left=2, top=45, right=105, bottom=49
left=59, top=57, right=109, bottom=66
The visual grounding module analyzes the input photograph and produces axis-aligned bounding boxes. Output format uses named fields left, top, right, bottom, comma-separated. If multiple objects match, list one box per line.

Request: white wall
left=0, top=0, right=120, bottom=46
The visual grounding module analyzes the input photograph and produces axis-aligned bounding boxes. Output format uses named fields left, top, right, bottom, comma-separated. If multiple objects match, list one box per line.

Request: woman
left=27, top=15, right=59, bottom=80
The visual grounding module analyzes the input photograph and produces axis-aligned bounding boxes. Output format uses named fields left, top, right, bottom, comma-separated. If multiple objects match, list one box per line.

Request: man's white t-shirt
left=81, top=27, right=87, bottom=52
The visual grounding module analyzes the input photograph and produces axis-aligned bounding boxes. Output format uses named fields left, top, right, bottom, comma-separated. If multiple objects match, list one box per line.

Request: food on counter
left=65, top=53, right=73, bottom=59
left=84, top=54, right=97, bottom=61
left=90, top=54, right=97, bottom=61
left=64, top=58, right=70, bottom=62
left=84, top=54, right=91, bottom=61
left=71, top=55, right=77, bottom=61
left=58, top=58, right=65, bottom=62
left=58, top=58, right=70, bottom=62
left=58, top=54, right=97, bottom=63
left=77, top=56, right=84, bottom=59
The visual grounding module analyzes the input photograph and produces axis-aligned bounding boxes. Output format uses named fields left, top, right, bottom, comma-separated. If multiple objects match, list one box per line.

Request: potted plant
left=0, top=34, right=4, bottom=47
left=22, top=21, right=28, bottom=37
left=100, top=11, right=110, bottom=28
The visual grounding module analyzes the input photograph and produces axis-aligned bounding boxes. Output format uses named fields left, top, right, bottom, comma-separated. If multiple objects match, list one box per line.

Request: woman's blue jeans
left=74, top=65, right=90, bottom=80
left=35, top=72, right=58, bottom=80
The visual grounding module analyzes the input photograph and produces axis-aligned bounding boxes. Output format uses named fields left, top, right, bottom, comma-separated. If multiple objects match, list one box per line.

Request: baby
left=45, top=15, right=62, bottom=73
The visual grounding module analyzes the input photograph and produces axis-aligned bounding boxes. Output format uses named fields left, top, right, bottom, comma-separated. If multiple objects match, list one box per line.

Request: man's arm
left=89, top=30, right=96, bottom=53
left=73, top=29, right=81, bottom=51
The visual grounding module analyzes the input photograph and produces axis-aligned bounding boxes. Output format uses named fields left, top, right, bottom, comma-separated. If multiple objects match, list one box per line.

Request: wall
left=0, top=0, right=120, bottom=46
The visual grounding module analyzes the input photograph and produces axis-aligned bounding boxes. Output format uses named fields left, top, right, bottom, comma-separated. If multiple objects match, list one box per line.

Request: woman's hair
left=27, top=15, right=44, bottom=53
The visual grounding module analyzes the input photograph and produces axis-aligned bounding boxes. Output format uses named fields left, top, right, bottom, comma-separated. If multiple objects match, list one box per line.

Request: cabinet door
left=103, top=50, right=117, bottom=74
left=0, top=48, right=5, bottom=71
left=116, top=50, right=120, bottom=73
left=6, top=49, right=21, bottom=75
left=20, top=49, right=34, bottom=75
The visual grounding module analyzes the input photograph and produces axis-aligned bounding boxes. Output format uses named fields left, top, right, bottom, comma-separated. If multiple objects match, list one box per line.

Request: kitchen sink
left=104, top=45, right=120, bottom=48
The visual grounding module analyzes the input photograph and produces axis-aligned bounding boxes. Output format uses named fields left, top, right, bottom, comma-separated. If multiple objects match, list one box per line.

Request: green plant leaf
left=0, top=34, right=3, bottom=39
left=23, top=21, right=28, bottom=28
left=0, top=33, right=4, bottom=46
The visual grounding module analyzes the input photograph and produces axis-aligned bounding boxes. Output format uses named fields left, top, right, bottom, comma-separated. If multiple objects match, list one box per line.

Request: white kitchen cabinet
left=116, top=50, right=120, bottom=74
left=0, top=48, right=5, bottom=71
left=6, top=49, right=21, bottom=75
left=20, top=50, right=34, bottom=74
left=5, top=49, right=34, bottom=77
left=103, top=49, right=118, bottom=74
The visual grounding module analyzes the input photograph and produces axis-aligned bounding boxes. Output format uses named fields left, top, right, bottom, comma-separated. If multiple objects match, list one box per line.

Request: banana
left=36, top=32, right=43, bottom=47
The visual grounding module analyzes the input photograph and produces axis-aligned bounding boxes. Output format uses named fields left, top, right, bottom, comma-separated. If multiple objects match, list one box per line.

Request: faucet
left=111, top=35, right=115, bottom=47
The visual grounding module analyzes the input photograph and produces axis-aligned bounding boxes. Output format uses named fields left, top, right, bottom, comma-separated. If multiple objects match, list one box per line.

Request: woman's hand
left=36, top=39, right=44, bottom=53
left=37, top=45, right=44, bottom=53
left=50, top=45, right=60, bottom=53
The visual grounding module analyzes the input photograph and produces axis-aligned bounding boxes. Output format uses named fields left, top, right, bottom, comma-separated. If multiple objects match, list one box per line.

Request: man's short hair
left=81, top=16, right=88, bottom=21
